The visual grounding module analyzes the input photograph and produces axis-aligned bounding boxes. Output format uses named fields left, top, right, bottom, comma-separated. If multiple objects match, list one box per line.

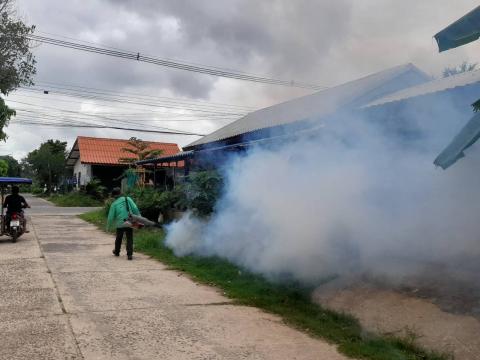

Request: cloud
left=107, top=0, right=354, bottom=82
left=6, top=0, right=480, bottom=159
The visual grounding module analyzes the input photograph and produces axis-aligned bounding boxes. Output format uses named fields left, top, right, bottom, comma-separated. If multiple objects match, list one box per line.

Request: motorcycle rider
left=3, top=185, right=30, bottom=232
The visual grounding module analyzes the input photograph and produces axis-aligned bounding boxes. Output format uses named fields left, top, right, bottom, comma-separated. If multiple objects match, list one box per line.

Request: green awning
left=434, top=6, right=480, bottom=52
left=434, top=112, right=480, bottom=169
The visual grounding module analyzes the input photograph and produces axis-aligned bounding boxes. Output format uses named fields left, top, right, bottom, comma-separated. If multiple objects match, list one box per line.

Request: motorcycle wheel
left=11, top=229, right=18, bottom=243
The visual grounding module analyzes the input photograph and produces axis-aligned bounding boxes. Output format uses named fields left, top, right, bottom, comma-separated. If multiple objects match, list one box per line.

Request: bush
left=124, top=187, right=186, bottom=221
left=103, top=197, right=114, bottom=215
left=19, top=184, right=32, bottom=193
left=126, top=187, right=162, bottom=220
left=30, top=184, right=44, bottom=195
left=48, top=192, right=103, bottom=207
left=103, top=170, right=223, bottom=222
left=85, top=178, right=107, bottom=199
left=155, top=187, right=188, bottom=222
left=185, top=170, right=223, bottom=216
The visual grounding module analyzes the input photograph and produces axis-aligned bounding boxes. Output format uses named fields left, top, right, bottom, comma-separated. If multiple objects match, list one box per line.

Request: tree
left=473, top=98, right=480, bottom=113
left=0, top=0, right=36, bottom=140
left=0, top=154, right=20, bottom=176
left=120, top=137, right=163, bottom=164
left=24, top=140, right=67, bottom=193
left=0, top=100, right=14, bottom=141
left=0, top=159, right=8, bottom=176
left=443, top=61, right=477, bottom=78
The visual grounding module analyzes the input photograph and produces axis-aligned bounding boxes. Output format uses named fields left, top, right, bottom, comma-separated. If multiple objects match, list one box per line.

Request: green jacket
left=106, top=196, right=140, bottom=231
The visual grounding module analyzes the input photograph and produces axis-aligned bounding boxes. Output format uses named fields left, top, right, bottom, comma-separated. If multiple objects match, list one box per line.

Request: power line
left=12, top=112, right=206, bottom=135
left=28, top=34, right=326, bottom=90
left=14, top=108, right=233, bottom=122
left=10, top=92, right=242, bottom=118
left=35, top=30, right=266, bottom=75
left=17, top=87, right=247, bottom=116
left=35, top=80, right=256, bottom=111
left=6, top=100, right=207, bottom=135
left=25, top=84, right=253, bottom=113
left=7, top=100, right=238, bottom=129
left=13, top=110, right=184, bottom=131
left=11, top=96, right=241, bottom=118
left=11, top=119, right=204, bottom=135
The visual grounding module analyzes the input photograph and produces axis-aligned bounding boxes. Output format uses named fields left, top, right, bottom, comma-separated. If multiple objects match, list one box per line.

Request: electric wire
left=6, top=100, right=207, bottom=135
left=11, top=119, right=204, bottom=135
left=7, top=94, right=238, bottom=122
left=21, top=86, right=252, bottom=113
left=12, top=112, right=206, bottom=135
left=17, top=87, right=247, bottom=115
left=9, top=92, right=242, bottom=118
left=28, top=34, right=326, bottom=90
left=34, top=80, right=256, bottom=111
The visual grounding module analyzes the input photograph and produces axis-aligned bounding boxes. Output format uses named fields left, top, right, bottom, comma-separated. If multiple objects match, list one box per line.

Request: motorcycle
left=7, top=210, right=26, bottom=243
left=0, top=177, right=33, bottom=243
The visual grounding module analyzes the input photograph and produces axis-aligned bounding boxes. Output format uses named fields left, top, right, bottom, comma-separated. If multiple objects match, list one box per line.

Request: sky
left=2, top=0, right=479, bottom=159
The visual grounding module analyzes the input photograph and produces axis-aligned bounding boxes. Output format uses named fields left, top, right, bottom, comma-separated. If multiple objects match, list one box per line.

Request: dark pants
left=114, top=227, right=133, bottom=256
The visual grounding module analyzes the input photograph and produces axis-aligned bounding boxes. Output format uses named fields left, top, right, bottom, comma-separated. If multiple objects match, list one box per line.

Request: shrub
left=19, top=184, right=32, bottom=193
left=85, top=178, right=107, bottom=199
left=185, top=170, right=223, bottom=216
left=155, top=186, right=188, bottom=222
left=126, top=187, right=161, bottom=220
left=48, top=192, right=103, bottom=207
left=103, top=197, right=114, bottom=215
left=103, top=170, right=223, bottom=222
left=30, top=184, right=44, bottom=195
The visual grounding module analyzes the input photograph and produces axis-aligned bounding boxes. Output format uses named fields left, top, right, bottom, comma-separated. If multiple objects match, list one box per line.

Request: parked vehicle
left=0, top=177, right=32, bottom=243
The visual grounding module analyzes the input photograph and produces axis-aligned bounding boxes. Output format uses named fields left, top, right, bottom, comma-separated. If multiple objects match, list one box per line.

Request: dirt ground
left=313, top=271, right=480, bottom=360
left=0, top=195, right=347, bottom=360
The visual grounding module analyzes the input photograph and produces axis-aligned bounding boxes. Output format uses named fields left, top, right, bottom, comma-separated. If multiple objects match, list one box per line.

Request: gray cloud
left=5, top=0, right=480, bottom=159
left=107, top=0, right=354, bottom=82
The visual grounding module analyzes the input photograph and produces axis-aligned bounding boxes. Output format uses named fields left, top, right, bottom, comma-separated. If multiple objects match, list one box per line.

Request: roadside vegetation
left=0, top=0, right=36, bottom=140
left=35, top=178, right=106, bottom=207
left=120, top=170, right=223, bottom=221
left=47, top=192, right=103, bottom=207
left=80, top=207, right=450, bottom=360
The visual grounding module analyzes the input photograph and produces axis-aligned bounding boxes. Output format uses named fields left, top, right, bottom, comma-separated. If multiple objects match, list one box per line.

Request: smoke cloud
left=165, top=97, right=480, bottom=286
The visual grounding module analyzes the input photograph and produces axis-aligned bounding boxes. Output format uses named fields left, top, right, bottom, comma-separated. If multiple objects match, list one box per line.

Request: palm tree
left=119, top=137, right=163, bottom=164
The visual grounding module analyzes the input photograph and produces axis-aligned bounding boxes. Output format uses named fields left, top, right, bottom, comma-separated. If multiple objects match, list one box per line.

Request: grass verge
left=80, top=209, right=451, bottom=360
left=47, top=192, right=103, bottom=207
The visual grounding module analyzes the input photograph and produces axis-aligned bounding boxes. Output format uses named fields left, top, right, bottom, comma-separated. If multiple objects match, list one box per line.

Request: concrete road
left=0, top=195, right=346, bottom=360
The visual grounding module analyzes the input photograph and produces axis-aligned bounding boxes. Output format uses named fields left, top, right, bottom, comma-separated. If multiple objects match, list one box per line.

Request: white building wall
left=73, top=160, right=92, bottom=187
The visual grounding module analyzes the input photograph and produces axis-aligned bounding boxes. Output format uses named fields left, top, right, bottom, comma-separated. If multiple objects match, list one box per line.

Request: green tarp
left=434, top=112, right=480, bottom=169
left=434, top=6, right=480, bottom=52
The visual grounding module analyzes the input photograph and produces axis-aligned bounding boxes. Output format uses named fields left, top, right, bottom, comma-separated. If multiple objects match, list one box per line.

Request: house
left=138, top=63, right=431, bottom=169
left=138, top=63, right=480, bottom=171
left=66, top=136, right=182, bottom=189
left=183, top=63, right=430, bottom=152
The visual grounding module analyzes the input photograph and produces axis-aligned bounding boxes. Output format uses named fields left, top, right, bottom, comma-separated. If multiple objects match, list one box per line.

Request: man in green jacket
left=107, top=188, right=140, bottom=260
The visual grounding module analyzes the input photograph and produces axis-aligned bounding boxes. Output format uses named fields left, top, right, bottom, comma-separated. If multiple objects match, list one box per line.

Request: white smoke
left=165, top=104, right=480, bottom=285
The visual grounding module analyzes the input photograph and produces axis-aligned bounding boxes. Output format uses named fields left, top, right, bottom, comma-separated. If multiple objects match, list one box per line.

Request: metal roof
left=434, top=5, right=480, bottom=52
left=136, top=151, right=194, bottom=165
left=364, top=68, right=480, bottom=108
left=0, top=177, right=32, bottom=185
left=186, top=63, right=430, bottom=149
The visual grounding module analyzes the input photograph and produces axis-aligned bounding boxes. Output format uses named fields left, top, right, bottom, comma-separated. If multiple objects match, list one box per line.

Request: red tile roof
left=73, top=136, right=182, bottom=166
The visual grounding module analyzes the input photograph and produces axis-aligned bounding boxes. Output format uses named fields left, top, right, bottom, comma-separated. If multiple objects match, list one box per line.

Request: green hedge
left=48, top=192, right=103, bottom=207
left=111, top=170, right=224, bottom=222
